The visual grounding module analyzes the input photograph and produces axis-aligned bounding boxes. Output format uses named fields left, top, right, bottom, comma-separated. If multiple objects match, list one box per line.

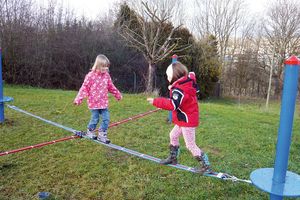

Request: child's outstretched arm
left=107, top=74, right=122, bottom=101
left=73, top=74, right=91, bottom=105
left=147, top=88, right=184, bottom=111
left=149, top=97, right=174, bottom=110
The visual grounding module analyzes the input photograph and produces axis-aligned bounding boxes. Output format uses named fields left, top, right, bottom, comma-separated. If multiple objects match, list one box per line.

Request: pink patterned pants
left=170, top=125, right=202, bottom=157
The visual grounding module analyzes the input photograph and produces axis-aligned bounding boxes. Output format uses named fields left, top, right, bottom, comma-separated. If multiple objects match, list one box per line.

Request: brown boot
left=195, top=152, right=211, bottom=174
left=160, top=145, right=179, bottom=165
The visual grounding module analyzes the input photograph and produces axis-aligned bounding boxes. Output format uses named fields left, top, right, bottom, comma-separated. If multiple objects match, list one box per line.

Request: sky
left=63, top=0, right=119, bottom=18
left=36, top=0, right=120, bottom=19
left=36, top=0, right=269, bottom=20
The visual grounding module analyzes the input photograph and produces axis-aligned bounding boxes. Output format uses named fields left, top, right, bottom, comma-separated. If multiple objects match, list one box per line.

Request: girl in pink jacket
left=74, top=54, right=122, bottom=143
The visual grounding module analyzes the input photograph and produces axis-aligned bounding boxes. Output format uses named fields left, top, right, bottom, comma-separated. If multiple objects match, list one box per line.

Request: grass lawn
left=1, top=85, right=300, bottom=200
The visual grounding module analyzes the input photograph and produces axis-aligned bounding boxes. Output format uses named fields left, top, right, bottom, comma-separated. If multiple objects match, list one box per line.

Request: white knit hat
left=166, top=64, right=173, bottom=82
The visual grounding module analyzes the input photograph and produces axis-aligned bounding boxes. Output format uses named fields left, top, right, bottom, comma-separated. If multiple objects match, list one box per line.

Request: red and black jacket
left=153, top=72, right=199, bottom=127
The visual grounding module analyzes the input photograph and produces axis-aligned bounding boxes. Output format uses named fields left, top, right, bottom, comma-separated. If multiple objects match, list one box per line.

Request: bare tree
left=193, top=0, right=246, bottom=64
left=0, top=0, right=34, bottom=83
left=263, top=0, right=300, bottom=98
left=265, top=45, right=276, bottom=109
left=0, top=0, right=148, bottom=92
left=116, top=0, right=190, bottom=93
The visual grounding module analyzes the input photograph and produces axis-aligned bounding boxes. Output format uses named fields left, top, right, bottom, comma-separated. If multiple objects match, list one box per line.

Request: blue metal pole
left=0, top=48, right=4, bottom=123
left=168, top=54, right=178, bottom=123
left=172, top=54, right=178, bottom=63
left=270, top=55, right=299, bottom=200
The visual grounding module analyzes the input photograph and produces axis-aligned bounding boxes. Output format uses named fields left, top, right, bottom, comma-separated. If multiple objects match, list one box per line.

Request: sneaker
left=86, top=129, right=96, bottom=139
left=97, top=131, right=110, bottom=144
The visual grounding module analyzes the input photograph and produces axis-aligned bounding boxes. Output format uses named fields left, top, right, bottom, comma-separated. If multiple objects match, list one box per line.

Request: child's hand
left=147, top=98, right=154, bottom=104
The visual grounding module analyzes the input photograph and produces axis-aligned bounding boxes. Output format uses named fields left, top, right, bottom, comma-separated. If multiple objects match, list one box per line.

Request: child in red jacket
left=147, top=61, right=211, bottom=173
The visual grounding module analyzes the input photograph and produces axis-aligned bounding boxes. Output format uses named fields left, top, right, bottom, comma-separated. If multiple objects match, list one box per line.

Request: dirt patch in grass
left=0, top=119, right=16, bottom=127
left=206, top=145, right=222, bottom=156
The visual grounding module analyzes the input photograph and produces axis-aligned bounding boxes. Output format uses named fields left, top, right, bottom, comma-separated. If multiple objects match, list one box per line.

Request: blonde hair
left=92, top=54, right=110, bottom=71
left=170, top=61, right=188, bottom=83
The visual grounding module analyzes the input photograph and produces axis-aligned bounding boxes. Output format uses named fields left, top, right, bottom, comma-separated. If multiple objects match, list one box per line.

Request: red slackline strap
left=1, top=108, right=161, bottom=157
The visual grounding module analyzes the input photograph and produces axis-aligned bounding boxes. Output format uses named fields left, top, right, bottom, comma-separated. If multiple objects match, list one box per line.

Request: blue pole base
left=250, top=168, right=300, bottom=197
left=0, top=96, right=13, bottom=103
left=0, top=96, right=13, bottom=123
left=168, top=111, right=172, bottom=123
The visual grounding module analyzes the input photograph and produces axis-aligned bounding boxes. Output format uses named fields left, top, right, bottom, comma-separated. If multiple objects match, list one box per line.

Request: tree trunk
left=257, top=82, right=260, bottom=97
left=274, top=76, right=281, bottom=100
left=266, top=50, right=275, bottom=109
left=145, top=62, right=155, bottom=93
left=273, top=56, right=285, bottom=99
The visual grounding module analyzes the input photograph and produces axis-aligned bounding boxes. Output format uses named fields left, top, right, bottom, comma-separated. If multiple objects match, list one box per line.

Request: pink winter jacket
left=74, top=70, right=122, bottom=109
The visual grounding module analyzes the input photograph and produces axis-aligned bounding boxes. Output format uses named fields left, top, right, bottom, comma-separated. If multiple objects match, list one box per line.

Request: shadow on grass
left=0, top=163, right=17, bottom=171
